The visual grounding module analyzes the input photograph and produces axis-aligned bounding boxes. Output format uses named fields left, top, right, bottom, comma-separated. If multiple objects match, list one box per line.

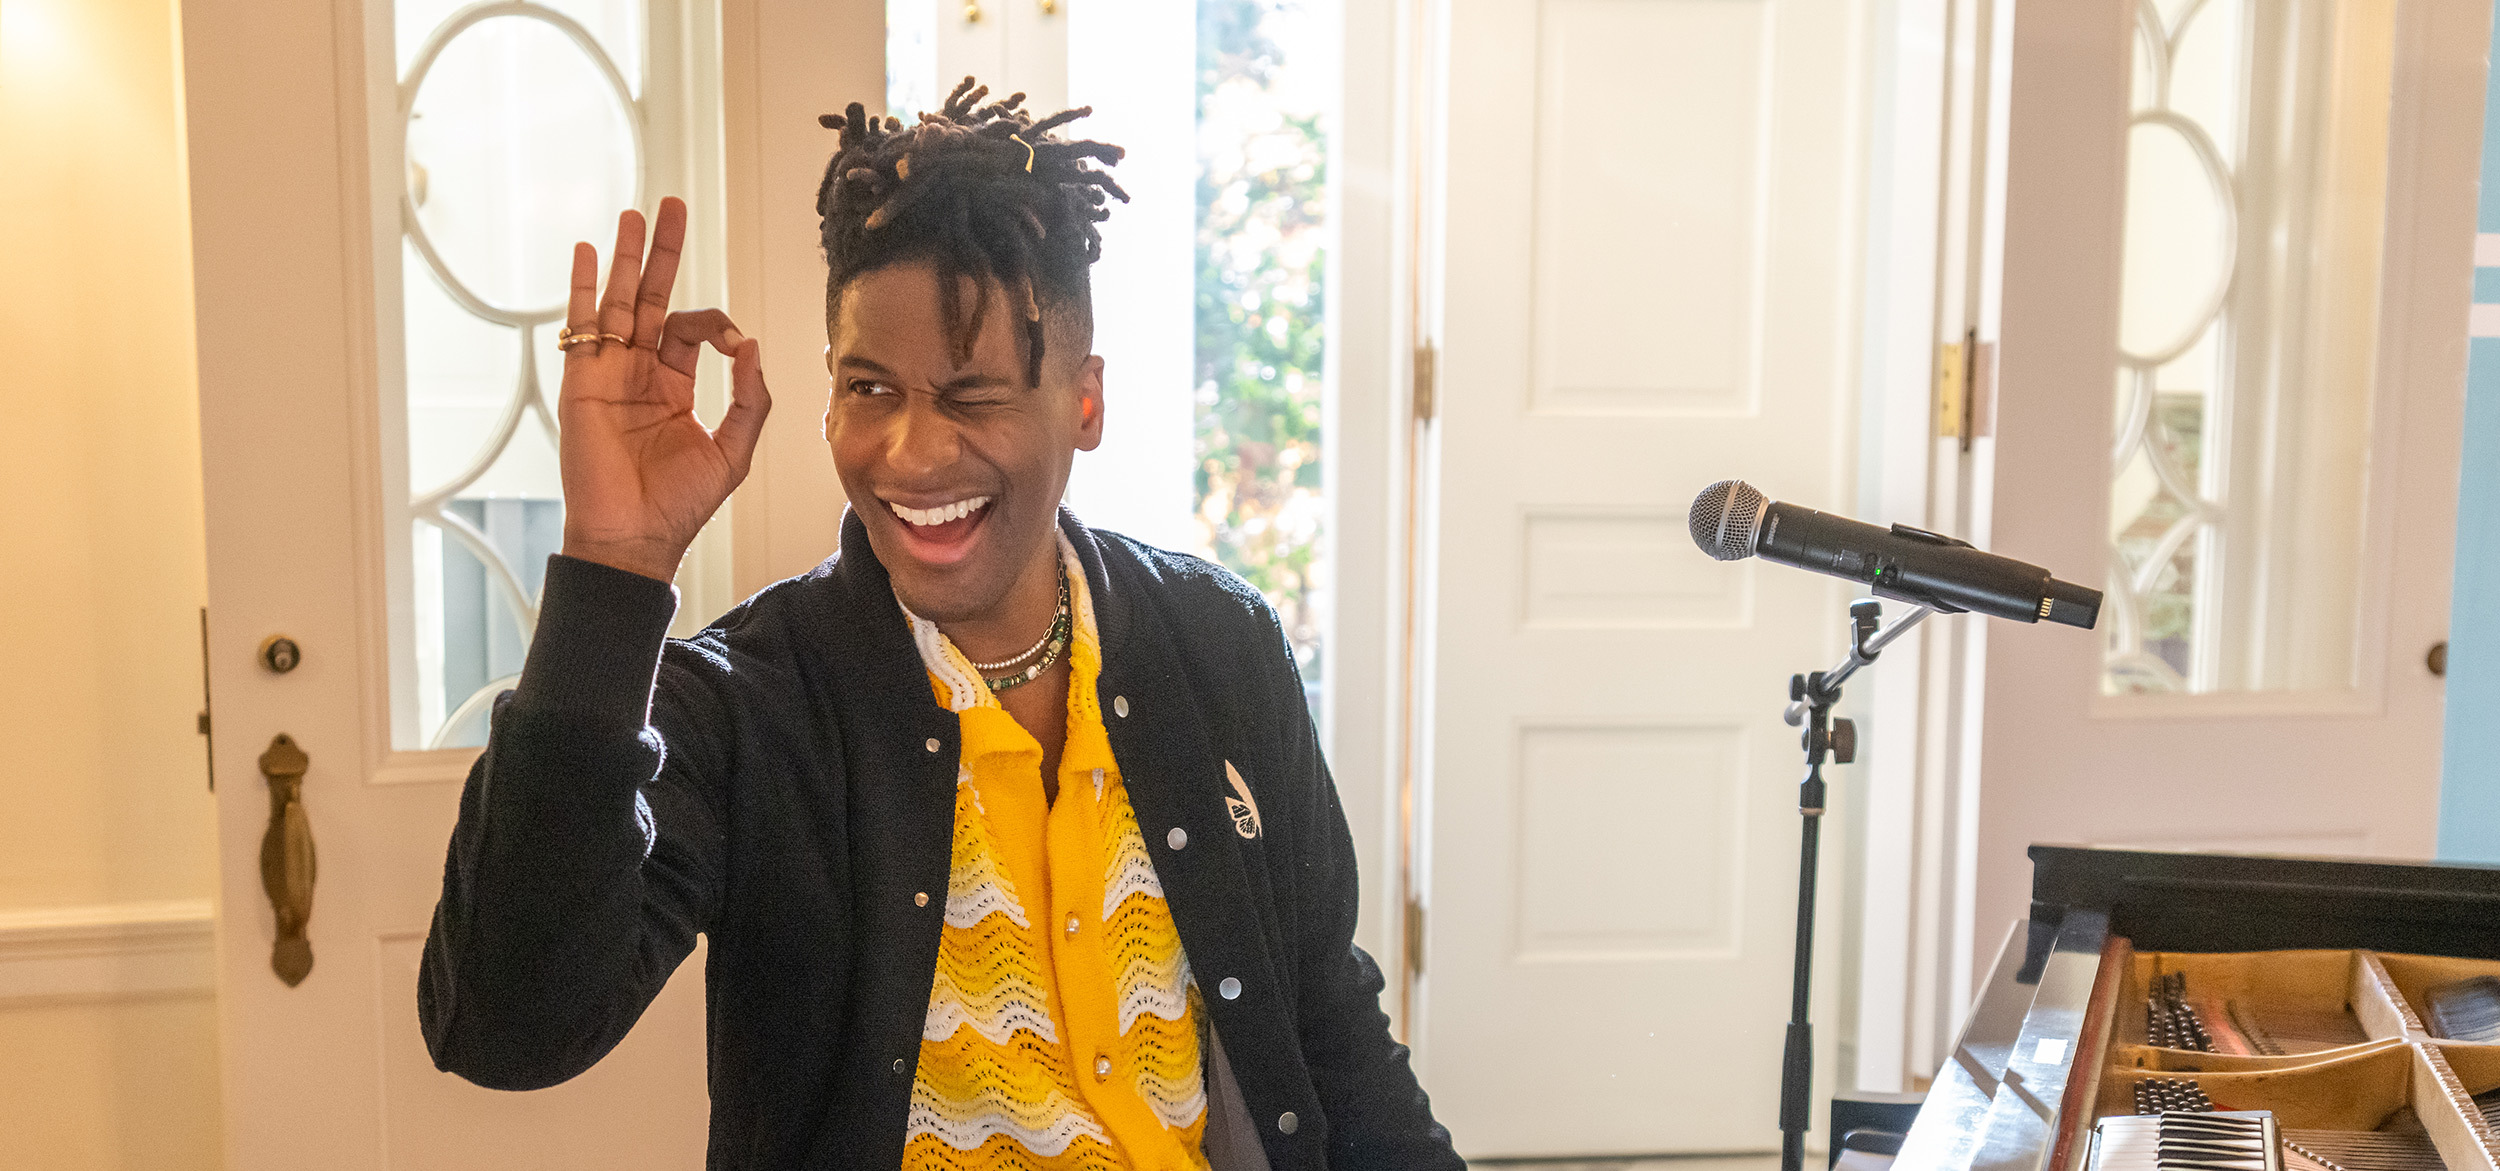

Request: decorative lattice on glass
left=390, top=0, right=647, bottom=748
left=2103, top=0, right=2392, bottom=696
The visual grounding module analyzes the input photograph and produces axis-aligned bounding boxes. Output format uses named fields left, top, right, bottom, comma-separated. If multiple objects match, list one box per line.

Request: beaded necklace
left=979, top=567, right=1072, bottom=692
left=968, top=590, right=1062, bottom=671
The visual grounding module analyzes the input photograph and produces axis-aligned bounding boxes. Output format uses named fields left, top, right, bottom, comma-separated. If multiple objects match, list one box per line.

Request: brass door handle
left=258, top=734, right=316, bottom=986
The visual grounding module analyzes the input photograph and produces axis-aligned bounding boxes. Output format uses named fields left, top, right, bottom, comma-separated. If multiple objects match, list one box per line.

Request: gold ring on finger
left=556, top=327, right=630, bottom=352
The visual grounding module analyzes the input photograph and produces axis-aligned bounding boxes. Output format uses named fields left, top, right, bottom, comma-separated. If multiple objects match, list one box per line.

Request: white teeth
left=888, top=496, right=991, bottom=527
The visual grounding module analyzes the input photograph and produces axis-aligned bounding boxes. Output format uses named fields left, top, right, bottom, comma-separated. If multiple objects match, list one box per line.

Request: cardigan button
left=915, top=892, right=930, bottom=907
left=1218, top=976, right=1241, bottom=1000
left=1278, top=1111, right=1299, bottom=1135
left=924, top=737, right=941, bottom=754
left=1167, top=826, right=1188, bottom=851
left=1112, top=695, right=1130, bottom=718
left=892, top=1057, right=907, bottom=1075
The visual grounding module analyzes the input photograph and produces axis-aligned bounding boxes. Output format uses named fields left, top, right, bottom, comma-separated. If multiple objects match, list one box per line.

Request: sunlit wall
left=0, top=0, right=224, bottom=1164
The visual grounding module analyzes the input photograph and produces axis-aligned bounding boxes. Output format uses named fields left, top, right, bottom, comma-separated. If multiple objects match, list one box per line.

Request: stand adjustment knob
left=1828, top=719, right=1857, bottom=764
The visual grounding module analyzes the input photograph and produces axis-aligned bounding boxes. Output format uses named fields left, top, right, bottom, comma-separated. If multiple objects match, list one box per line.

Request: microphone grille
left=1688, top=480, right=1768, bottom=561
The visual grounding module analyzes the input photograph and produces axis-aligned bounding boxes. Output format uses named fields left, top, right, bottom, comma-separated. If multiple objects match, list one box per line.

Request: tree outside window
left=1195, top=0, right=1330, bottom=697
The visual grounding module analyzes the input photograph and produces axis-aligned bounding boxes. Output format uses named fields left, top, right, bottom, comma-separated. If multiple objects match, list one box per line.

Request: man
left=419, top=79, right=1462, bottom=1171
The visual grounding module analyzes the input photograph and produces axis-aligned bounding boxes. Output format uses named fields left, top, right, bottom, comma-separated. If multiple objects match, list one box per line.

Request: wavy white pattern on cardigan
left=942, top=776, right=1029, bottom=930
left=1136, top=1063, right=1211, bottom=1132
left=922, top=962, right=1059, bottom=1046
left=1110, top=945, right=1193, bottom=1036
left=905, top=1085, right=1113, bottom=1156
left=1101, top=818, right=1165, bottom=919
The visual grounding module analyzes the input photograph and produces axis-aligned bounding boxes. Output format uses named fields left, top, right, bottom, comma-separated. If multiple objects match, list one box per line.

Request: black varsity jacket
left=417, top=509, right=1463, bottom=1170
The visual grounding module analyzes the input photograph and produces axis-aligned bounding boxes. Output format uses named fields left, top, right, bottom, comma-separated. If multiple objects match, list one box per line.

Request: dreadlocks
left=816, top=76, right=1129, bottom=387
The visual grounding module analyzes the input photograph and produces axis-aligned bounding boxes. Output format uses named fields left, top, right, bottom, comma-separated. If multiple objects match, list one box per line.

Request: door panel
left=1419, top=0, right=1869, bottom=1155
left=185, top=0, right=878, bottom=1163
left=375, top=938, right=706, bottom=1169
left=1965, top=0, right=2485, bottom=977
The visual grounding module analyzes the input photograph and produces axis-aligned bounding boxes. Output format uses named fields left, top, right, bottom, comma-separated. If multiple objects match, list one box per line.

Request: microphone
left=1688, top=479, right=2101, bottom=628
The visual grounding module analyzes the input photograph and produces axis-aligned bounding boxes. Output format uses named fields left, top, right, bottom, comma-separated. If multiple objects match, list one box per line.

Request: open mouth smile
left=882, top=495, right=994, bottom=564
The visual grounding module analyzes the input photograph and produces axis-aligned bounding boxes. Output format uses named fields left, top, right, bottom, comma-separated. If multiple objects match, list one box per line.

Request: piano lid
left=2026, top=845, right=2500, bottom=971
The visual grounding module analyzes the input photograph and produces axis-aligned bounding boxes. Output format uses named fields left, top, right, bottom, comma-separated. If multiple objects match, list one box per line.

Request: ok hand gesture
left=556, top=196, right=771, bottom=583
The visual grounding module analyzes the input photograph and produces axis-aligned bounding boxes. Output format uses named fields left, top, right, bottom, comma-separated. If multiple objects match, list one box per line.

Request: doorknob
left=257, top=734, right=317, bottom=986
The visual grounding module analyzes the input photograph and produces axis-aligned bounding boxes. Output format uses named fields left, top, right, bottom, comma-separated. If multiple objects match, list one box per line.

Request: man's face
left=827, top=263, right=1104, bottom=623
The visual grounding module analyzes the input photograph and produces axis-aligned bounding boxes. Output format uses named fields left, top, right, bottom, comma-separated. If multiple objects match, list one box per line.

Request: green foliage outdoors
left=1195, top=0, right=1329, bottom=682
left=2110, top=389, right=2206, bottom=691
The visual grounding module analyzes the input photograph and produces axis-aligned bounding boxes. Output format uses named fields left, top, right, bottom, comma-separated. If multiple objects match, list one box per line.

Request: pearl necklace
left=979, top=569, right=1072, bottom=692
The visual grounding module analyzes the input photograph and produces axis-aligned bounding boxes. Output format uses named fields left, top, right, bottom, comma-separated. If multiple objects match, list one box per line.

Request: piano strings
left=2145, top=970, right=2369, bottom=1056
left=2279, top=1132, right=2449, bottom=1171
left=2425, top=976, right=2500, bottom=1043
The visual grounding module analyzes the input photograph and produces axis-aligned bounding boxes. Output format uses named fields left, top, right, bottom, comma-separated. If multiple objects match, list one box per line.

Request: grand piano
left=1891, top=845, right=2500, bottom=1171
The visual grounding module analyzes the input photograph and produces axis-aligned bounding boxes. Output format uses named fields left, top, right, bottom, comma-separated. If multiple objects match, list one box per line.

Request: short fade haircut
left=815, top=76, right=1128, bottom=386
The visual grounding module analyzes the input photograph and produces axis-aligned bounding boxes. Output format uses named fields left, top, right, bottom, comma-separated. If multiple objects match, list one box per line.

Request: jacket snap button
left=915, top=892, right=930, bottom=907
left=1278, top=1111, right=1299, bottom=1135
left=1167, top=827, right=1187, bottom=851
left=892, top=1057, right=907, bottom=1074
left=1218, top=976, right=1241, bottom=1000
left=925, top=737, right=941, bottom=754
left=1112, top=695, right=1130, bottom=718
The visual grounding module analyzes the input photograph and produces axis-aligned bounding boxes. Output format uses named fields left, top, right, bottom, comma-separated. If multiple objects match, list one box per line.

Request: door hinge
left=1403, top=897, right=1426, bottom=977
left=1936, top=338, right=1965, bottom=440
left=1967, top=338, right=1994, bottom=451
left=199, top=606, right=215, bottom=792
left=1412, top=342, right=1438, bottom=422
left=1937, top=328, right=1978, bottom=449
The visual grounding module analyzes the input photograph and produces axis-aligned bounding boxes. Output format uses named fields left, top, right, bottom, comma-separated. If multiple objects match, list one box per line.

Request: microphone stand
left=1777, top=598, right=1931, bottom=1171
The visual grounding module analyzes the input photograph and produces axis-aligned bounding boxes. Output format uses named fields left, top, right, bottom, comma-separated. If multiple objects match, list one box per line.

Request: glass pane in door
left=386, top=0, right=651, bottom=748
left=2103, top=0, right=2395, bottom=696
left=1194, top=0, right=1336, bottom=718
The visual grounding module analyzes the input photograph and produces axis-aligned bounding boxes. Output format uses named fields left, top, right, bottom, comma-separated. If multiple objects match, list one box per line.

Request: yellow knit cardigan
left=898, top=535, right=1212, bottom=1171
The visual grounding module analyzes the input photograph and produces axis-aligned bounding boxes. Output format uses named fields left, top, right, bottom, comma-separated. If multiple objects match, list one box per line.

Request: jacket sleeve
left=418, top=555, right=728, bottom=1090
left=1265, top=615, right=1467, bottom=1169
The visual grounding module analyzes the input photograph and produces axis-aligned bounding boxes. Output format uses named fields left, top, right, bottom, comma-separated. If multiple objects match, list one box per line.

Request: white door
left=927, top=0, right=1067, bottom=117
left=184, top=0, right=873, bottom=1164
left=1416, top=0, right=1873, bottom=1155
left=1953, top=0, right=2487, bottom=966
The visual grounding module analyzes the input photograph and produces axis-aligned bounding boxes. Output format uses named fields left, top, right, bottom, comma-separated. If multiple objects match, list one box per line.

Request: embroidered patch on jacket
left=1223, top=761, right=1263, bottom=840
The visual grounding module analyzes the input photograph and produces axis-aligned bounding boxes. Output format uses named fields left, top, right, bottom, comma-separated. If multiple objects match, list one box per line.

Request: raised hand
left=556, top=197, right=771, bottom=583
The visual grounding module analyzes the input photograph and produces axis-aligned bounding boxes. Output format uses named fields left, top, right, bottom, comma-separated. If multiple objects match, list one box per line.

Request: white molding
left=0, top=900, right=216, bottom=1003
